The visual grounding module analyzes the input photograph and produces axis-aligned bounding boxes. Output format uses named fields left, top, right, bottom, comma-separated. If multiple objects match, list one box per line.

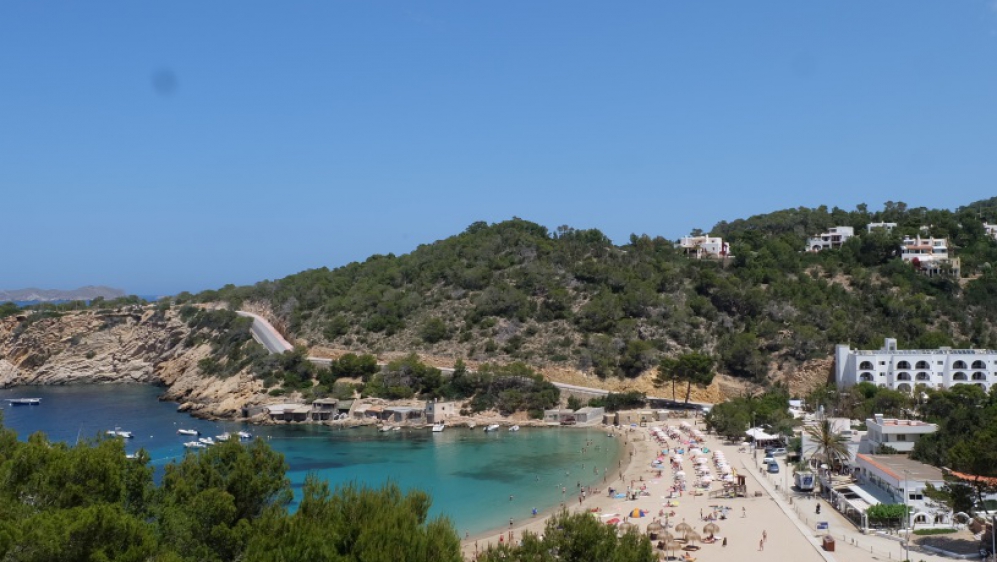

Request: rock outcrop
left=0, top=307, right=266, bottom=420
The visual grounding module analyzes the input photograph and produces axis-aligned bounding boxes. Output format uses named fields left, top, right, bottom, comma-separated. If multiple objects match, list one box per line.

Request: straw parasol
left=703, top=522, right=720, bottom=535
left=646, top=520, right=664, bottom=539
left=659, top=530, right=675, bottom=542
left=663, top=539, right=683, bottom=559
left=674, top=521, right=692, bottom=534
left=684, top=531, right=702, bottom=545
left=618, top=521, right=636, bottom=535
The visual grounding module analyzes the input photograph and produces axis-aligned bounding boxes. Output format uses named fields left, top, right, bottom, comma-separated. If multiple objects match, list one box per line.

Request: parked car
left=762, top=456, right=776, bottom=465
left=767, top=461, right=780, bottom=474
left=768, top=447, right=787, bottom=456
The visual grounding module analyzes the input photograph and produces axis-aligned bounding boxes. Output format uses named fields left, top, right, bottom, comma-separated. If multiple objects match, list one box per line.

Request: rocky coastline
left=0, top=307, right=565, bottom=428
left=0, top=307, right=264, bottom=421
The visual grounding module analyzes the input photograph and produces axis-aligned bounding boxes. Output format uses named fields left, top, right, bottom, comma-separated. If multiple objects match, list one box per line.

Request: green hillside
left=191, top=198, right=997, bottom=384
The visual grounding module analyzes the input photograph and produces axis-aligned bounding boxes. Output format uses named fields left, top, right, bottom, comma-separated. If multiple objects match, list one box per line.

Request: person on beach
left=722, top=537, right=727, bottom=547
left=758, top=538, right=764, bottom=551
left=532, top=507, right=537, bottom=517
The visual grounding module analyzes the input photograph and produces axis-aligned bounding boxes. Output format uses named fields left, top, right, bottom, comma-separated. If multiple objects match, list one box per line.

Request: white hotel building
left=835, top=338, right=997, bottom=394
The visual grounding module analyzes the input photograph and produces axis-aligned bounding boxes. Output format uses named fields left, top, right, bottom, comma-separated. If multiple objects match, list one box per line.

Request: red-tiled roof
left=947, top=470, right=997, bottom=486
left=857, top=454, right=900, bottom=480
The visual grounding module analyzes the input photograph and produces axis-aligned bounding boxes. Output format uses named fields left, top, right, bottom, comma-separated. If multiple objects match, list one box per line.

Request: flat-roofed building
left=900, top=236, right=960, bottom=277
left=835, top=337, right=996, bottom=394
left=425, top=400, right=457, bottom=424
left=679, top=235, right=730, bottom=259
left=864, top=414, right=937, bottom=453
left=853, top=454, right=952, bottom=528
left=806, top=226, right=854, bottom=252
left=866, top=222, right=898, bottom=233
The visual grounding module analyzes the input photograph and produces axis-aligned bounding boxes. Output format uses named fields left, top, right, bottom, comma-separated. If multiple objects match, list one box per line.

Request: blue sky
left=2, top=2, right=997, bottom=296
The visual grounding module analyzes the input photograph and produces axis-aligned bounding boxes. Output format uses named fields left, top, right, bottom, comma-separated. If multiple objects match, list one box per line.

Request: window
left=897, top=361, right=911, bottom=370
left=896, top=434, right=907, bottom=441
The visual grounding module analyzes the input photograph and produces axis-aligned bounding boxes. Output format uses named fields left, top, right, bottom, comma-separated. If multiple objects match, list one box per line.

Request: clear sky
left=2, top=2, right=997, bottom=296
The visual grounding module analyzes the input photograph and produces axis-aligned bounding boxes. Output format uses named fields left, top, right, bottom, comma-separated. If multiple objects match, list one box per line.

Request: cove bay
left=0, top=384, right=622, bottom=537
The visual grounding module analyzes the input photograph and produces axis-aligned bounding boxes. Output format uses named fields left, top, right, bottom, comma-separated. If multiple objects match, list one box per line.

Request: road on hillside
left=237, top=310, right=712, bottom=408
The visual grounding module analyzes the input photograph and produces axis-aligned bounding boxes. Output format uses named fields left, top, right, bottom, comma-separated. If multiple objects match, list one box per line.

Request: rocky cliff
left=0, top=307, right=265, bottom=419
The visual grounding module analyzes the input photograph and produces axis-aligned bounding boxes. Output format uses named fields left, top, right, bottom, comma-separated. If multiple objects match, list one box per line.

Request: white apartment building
left=863, top=414, right=937, bottom=453
left=900, top=236, right=960, bottom=277
left=835, top=338, right=997, bottom=394
left=806, top=226, right=854, bottom=252
left=984, top=223, right=997, bottom=240
left=679, top=235, right=730, bottom=259
left=866, top=222, right=898, bottom=233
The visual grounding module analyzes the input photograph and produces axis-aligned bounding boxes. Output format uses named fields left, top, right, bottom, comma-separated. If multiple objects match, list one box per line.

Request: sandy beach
left=461, top=417, right=919, bottom=562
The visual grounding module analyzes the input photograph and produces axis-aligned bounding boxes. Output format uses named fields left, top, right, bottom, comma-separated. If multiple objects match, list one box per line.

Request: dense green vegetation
left=0, top=418, right=655, bottom=561
left=703, top=387, right=795, bottom=440
left=181, top=198, right=997, bottom=386
left=477, top=509, right=656, bottom=562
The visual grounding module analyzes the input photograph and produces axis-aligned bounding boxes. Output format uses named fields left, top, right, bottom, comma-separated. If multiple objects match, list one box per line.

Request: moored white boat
left=432, top=423, right=445, bottom=432
left=6, top=398, right=41, bottom=405
left=184, top=441, right=207, bottom=449
left=485, top=424, right=501, bottom=432
left=509, top=425, right=520, bottom=432
left=198, top=437, right=215, bottom=446
left=237, top=431, right=252, bottom=440
left=107, top=428, right=134, bottom=439
left=379, top=425, right=393, bottom=433
left=177, top=429, right=199, bottom=436
left=216, top=432, right=232, bottom=441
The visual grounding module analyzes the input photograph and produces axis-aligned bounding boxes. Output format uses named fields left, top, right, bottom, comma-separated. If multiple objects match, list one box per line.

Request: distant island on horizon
left=0, top=285, right=126, bottom=303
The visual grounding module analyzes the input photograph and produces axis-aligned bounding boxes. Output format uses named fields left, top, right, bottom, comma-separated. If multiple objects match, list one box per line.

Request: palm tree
left=804, top=418, right=850, bottom=473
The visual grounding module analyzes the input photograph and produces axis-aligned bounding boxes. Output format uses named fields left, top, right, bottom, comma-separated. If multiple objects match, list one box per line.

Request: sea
left=0, top=384, right=622, bottom=536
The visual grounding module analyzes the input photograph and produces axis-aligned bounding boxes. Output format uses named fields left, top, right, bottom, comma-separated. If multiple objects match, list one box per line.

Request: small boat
left=237, top=431, right=252, bottom=440
left=177, top=429, right=200, bottom=436
left=485, top=424, right=501, bottom=432
left=509, top=425, right=520, bottom=432
left=391, top=426, right=401, bottom=431
left=184, top=441, right=207, bottom=449
left=125, top=453, right=139, bottom=460
left=198, top=437, right=215, bottom=446
left=379, top=426, right=393, bottom=433
left=6, top=398, right=41, bottom=406
left=215, top=432, right=232, bottom=441
left=107, top=428, right=134, bottom=439
left=432, top=423, right=445, bottom=433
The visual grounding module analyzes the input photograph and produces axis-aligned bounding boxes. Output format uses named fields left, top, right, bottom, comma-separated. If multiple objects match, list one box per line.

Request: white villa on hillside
left=900, top=236, right=960, bottom=277
left=866, top=222, right=897, bottom=233
left=835, top=338, right=997, bottom=393
left=679, top=235, right=730, bottom=259
left=985, top=223, right=997, bottom=240
left=806, top=226, right=854, bottom=252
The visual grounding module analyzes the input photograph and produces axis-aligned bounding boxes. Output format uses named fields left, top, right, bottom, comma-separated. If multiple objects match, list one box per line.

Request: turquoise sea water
left=0, top=385, right=621, bottom=536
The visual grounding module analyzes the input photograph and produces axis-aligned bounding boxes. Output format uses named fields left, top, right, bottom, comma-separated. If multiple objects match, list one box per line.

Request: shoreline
left=460, top=424, right=638, bottom=558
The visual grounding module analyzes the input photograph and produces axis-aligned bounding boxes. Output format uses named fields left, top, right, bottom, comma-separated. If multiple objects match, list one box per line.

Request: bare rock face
left=0, top=308, right=184, bottom=387
left=0, top=307, right=268, bottom=420
left=0, top=359, right=20, bottom=387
